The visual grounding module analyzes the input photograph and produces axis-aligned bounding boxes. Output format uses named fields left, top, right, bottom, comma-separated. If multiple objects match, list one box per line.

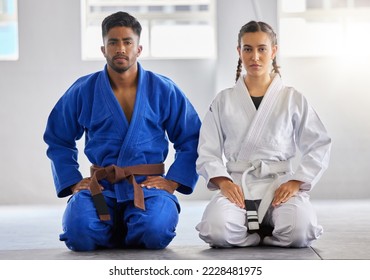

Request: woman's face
left=238, top=31, right=277, bottom=78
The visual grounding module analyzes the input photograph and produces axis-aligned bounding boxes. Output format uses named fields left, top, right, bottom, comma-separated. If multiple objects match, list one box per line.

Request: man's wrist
left=169, top=180, right=179, bottom=190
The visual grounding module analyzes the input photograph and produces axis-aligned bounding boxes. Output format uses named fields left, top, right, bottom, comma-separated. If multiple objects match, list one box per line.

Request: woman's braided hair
left=235, top=21, right=280, bottom=82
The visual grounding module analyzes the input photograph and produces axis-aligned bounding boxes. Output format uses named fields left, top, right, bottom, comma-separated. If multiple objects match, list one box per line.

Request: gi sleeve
left=196, top=101, right=233, bottom=190
left=292, top=95, right=332, bottom=191
left=163, top=84, right=201, bottom=195
left=43, top=87, right=85, bottom=197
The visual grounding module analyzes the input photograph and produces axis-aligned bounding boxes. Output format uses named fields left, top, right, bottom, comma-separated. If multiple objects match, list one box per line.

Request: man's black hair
left=101, top=11, right=142, bottom=38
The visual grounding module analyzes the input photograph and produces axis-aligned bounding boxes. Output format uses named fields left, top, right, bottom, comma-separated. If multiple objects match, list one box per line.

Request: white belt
left=226, top=159, right=292, bottom=178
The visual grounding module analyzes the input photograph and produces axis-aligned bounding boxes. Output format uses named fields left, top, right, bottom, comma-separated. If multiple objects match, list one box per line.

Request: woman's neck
left=244, top=74, right=272, bottom=97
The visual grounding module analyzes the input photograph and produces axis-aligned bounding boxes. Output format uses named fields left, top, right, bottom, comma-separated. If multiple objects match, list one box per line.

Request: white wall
left=0, top=0, right=368, bottom=205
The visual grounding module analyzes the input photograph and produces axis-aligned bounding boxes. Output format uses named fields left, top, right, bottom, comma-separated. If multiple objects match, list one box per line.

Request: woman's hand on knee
left=211, top=177, right=245, bottom=209
left=272, top=180, right=302, bottom=207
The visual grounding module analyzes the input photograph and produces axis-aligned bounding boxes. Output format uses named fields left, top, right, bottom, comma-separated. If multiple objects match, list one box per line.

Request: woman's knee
left=273, top=212, right=321, bottom=247
left=274, top=225, right=309, bottom=247
left=197, top=217, right=232, bottom=247
left=197, top=203, right=248, bottom=247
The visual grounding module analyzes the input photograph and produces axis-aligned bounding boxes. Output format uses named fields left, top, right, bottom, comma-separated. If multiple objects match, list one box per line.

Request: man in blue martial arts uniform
left=43, top=11, right=201, bottom=251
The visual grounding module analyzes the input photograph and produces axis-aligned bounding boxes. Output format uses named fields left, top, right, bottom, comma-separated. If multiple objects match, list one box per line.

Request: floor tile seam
left=310, top=246, right=324, bottom=260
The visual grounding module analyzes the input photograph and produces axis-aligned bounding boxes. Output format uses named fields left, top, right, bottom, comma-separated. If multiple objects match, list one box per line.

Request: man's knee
left=60, top=216, right=98, bottom=251
left=126, top=213, right=177, bottom=249
left=61, top=233, right=97, bottom=251
left=60, top=191, right=112, bottom=251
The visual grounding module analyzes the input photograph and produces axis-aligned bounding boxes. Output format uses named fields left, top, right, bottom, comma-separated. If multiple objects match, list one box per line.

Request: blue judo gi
left=43, top=63, right=201, bottom=251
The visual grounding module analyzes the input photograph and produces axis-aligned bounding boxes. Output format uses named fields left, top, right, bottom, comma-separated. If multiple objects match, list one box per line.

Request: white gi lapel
left=238, top=74, right=283, bottom=161
left=230, top=75, right=285, bottom=230
left=234, top=76, right=257, bottom=123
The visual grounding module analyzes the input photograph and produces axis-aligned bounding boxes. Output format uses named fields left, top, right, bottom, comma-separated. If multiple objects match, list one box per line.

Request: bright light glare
left=151, top=24, right=215, bottom=58
left=281, top=0, right=306, bottom=13
left=280, top=18, right=342, bottom=57
left=345, top=21, right=370, bottom=50
left=280, top=17, right=370, bottom=58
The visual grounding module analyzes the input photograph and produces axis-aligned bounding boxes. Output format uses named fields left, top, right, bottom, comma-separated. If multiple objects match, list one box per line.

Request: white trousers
left=196, top=192, right=323, bottom=248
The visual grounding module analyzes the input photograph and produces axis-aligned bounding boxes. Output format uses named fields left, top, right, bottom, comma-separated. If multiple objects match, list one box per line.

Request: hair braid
left=272, top=57, right=281, bottom=76
left=235, top=58, right=242, bottom=83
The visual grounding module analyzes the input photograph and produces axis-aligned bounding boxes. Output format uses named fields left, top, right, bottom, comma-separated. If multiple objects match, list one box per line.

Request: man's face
left=101, top=26, right=142, bottom=74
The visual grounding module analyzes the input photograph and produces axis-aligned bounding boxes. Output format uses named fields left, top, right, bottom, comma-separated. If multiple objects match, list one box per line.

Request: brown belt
left=89, top=163, right=165, bottom=221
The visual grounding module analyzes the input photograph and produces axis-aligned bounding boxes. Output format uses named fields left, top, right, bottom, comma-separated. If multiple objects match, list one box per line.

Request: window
left=81, top=0, right=216, bottom=60
left=278, top=0, right=370, bottom=57
left=0, top=0, right=18, bottom=60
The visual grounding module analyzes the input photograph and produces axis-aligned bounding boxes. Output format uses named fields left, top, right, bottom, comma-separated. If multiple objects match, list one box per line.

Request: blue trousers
left=59, top=190, right=179, bottom=251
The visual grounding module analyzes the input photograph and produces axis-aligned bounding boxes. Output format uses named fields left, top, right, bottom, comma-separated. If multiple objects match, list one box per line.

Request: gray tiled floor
left=0, top=200, right=369, bottom=260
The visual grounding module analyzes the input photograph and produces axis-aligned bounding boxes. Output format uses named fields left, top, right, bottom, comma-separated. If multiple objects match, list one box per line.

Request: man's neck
left=107, top=64, right=138, bottom=90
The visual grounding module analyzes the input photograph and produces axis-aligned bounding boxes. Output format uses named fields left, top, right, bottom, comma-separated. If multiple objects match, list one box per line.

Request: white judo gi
left=196, top=74, right=331, bottom=247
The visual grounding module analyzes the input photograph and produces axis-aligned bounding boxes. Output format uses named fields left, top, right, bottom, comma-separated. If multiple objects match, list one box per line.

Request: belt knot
left=89, top=163, right=165, bottom=221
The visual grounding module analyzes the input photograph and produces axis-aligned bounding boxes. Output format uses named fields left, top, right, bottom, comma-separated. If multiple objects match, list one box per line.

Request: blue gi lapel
left=116, top=63, right=146, bottom=166
left=98, top=63, right=146, bottom=166
left=99, top=65, right=129, bottom=139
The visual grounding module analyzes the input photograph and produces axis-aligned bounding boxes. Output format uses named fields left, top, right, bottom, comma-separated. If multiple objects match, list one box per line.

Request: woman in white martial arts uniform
left=195, top=21, right=331, bottom=248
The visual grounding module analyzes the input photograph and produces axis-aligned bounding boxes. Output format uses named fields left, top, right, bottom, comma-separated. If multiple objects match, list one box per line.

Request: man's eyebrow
left=107, top=37, right=134, bottom=41
left=242, top=44, right=268, bottom=47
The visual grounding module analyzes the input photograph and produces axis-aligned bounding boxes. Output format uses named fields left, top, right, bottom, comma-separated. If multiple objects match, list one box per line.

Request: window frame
left=278, top=0, right=370, bottom=57
left=81, top=0, right=217, bottom=60
left=0, top=0, right=18, bottom=61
